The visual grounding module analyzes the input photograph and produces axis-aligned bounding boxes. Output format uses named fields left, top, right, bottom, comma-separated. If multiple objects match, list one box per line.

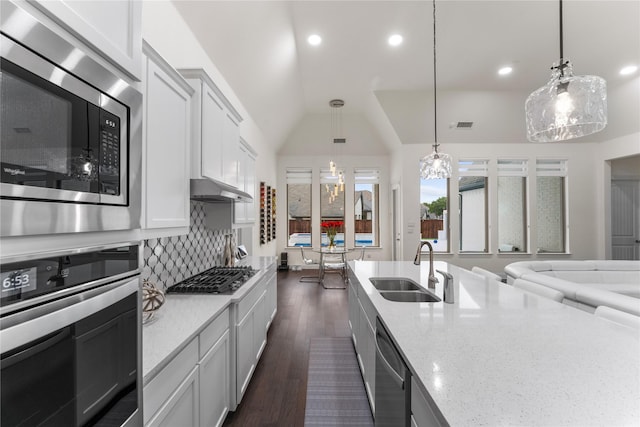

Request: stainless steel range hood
left=190, top=178, right=252, bottom=203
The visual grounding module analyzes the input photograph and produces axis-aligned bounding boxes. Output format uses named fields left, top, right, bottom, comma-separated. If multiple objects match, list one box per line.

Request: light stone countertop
left=142, top=256, right=276, bottom=383
left=349, top=260, right=640, bottom=426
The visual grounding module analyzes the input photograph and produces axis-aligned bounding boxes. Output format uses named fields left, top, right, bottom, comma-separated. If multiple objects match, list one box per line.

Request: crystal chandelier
left=419, top=0, right=452, bottom=180
left=525, top=0, right=607, bottom=142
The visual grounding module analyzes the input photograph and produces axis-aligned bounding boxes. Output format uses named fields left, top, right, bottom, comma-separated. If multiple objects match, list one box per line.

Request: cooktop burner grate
left=167, top=266, right=257, bottom=294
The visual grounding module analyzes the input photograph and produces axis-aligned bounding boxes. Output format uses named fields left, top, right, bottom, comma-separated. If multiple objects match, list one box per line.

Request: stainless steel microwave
left=0, top=2, right=141, bottom=237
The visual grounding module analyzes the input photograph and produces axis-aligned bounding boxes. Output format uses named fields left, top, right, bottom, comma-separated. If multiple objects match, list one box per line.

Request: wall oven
left=0, top=242, right=142, bottom=427
left=0, top=2, right=142, bottom=237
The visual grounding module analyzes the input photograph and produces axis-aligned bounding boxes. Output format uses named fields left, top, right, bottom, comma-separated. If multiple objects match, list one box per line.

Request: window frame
left=286, top=168, right=313, bottom=247
left=458, top=159, right=489, bottom=253
left=353, top=168, right=380, bottom=247
left=497, top=159, right=529, bottom=254
left=535, top=159, right=569, bottom=254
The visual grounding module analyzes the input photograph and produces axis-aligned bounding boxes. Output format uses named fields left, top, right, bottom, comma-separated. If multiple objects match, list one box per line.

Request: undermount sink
left=378, top=291, right=441, bottom=303
left=369, top=277, right=421, bottom=291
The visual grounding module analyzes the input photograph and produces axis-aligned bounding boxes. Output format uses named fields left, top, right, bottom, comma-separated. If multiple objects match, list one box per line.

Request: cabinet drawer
left=236, top=280, right=266, bottom=323
left=144, top=338, right=198, bottom=424
left=199, top=308, right=229, bottom=359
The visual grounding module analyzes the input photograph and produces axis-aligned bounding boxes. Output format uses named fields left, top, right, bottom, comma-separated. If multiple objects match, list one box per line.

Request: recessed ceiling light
left=388, top=34, right=403, bottom=47
left=620, top=65, right=638, bottom=75
left=498, top=66, right=513, bottom=76
left=307, top=34, right=322, bottom=46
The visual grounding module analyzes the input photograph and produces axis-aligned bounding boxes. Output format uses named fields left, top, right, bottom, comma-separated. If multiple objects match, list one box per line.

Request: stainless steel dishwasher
left=375, top=317, right=411, bottom=427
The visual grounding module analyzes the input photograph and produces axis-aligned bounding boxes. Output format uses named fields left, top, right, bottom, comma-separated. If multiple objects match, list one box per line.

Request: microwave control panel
left=99, top=110, right=121, bottom=196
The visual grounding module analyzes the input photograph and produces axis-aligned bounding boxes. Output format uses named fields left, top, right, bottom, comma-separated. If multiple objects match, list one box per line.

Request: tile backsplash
left=142, top=201, right=234, bottom=290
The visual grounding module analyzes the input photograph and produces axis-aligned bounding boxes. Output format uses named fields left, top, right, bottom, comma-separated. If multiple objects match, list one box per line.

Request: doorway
left=610, top=155, right=640, bottom=260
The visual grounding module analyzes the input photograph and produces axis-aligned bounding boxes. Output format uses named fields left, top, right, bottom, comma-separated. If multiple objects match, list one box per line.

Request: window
left=497, top=159, right=528, bottom=253
left=286, top=168, right=312, bottom=247
left=536, top=159, right=567, bottom=253
left=320, top=168, right=345, bottom=247
left=419, top=176, right=448, bottom=252
left=458, top=159, right=488, bottom=252
left=354, top=168, right=380, bottom=247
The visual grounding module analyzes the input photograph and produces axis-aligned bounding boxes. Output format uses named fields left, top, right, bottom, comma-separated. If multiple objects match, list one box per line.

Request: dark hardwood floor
left=223, top=269, right=351, bottom=427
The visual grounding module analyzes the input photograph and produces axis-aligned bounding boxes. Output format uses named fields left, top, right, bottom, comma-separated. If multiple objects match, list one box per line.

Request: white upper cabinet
left=29, top=0, right=142, bottom=80
left=141, top=41, right=193, bottom=236
left=222, top=114, right=240, bottom=188
left=201, top=86, right=225, bottom=182
left=235, top=140, right=257, bottom=224
left=180, top=69, right=243, bottom=189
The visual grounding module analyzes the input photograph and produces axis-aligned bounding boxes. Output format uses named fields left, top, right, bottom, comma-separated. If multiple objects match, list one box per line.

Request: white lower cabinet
left=233, top=264, right=276, bottom=408
left=148, top=367, right=199, bottom=427
left=199, top=330, right=230, bottom=427
left=348, top=275, right=376, bottom=412
left=144, top=308, right=231, bottom=427
left=411, top=377, right=443, bottom=427
left=234, top=282, right=267, bottom=405
left=144, top=262, right=278, bottom=424
left=144, top=338, right=199, bottom=426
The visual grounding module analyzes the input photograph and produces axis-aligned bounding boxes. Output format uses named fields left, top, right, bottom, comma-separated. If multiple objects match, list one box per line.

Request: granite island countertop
left=142, top=256, right=276, bottom=383
left=348, top=260, right=640, bottom=426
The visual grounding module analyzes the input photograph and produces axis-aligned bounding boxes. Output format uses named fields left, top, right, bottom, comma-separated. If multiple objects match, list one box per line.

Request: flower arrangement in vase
left=321, top=220, right=343, bottom=249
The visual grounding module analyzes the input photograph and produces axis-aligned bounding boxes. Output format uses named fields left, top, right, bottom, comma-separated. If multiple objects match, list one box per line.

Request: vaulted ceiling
left=173, top=1, right=640, bottom=153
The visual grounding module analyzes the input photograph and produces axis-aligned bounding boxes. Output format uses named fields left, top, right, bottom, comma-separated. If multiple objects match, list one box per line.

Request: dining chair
left=299, top=247, right=321, bottom=283
left=321, top=251, right=348, bottom=285
left=351, top=246, right=366, bottom=261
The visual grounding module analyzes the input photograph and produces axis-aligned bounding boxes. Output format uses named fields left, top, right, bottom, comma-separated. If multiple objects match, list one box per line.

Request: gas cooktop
left=167, top=266, right=257, bottom=294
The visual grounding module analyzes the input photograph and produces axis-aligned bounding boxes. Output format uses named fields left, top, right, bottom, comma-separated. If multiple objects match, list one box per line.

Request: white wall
left=141, top=1, right=277, bottom=257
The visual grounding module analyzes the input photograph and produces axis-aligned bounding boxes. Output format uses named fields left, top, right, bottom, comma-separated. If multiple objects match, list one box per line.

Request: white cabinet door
left=222, top=113, right=239, bottom=188
left=147, top=367, right=200, bottom=427
left=253, top=291, right=267, bottom=361
left=234, top=142, right=257, bottom=224
left=265, top=271, right=277, bottom=329
left=142, top=43, right=192, bottom=235
left=199, top=330, right=230, bottom=427
left=236, top=308, right=256, bottom=403
left=234, top=144, right=248, bottom=224
left=180, top=69, right=243, bottom=189
left=201, top=85, right=225, bottom=182
left=31, top=0, right=142, bottom=80
left=245, top=150, right=257, bottom=223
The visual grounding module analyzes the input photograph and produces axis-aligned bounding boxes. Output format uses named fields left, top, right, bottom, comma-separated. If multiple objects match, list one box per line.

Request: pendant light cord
left=557, top=0, right=568, bottom=77
left=432, top=0, right=438, bottom=151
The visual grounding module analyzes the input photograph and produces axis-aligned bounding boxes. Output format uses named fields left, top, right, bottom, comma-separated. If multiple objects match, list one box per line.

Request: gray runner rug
left=304, top=337, right=374, bottom=426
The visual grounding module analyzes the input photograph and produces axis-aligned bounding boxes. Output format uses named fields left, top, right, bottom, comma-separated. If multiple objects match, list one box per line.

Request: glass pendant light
left=420, top=0, right=452, bottom=180
left=525, top=0, right=607, bottom=142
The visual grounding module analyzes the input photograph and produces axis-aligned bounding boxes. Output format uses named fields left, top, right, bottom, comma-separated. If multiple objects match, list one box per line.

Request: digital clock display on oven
left=1, top=267, right=37, bottom=296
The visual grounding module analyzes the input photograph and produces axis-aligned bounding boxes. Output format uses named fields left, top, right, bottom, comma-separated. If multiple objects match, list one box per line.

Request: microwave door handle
left=0, top=327, right=70, bottom=370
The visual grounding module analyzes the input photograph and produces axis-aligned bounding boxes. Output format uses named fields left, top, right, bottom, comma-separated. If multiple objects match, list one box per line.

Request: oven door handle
left=0, top=327, right=70, bottom=369
left=0, top=276, right=138, bottom=353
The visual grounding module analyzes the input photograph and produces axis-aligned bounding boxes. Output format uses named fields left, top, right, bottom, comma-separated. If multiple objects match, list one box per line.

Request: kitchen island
left=348, top=260, right=640, bottom=426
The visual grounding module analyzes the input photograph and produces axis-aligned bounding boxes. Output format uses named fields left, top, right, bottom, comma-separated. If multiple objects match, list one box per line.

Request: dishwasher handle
left=375, top=327, right=405, bottom=389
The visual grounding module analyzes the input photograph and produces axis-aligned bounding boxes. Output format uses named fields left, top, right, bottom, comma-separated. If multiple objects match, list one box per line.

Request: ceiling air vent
left=456, top=121, right=474, bottom=129
left=333, top=138, right=346, bottom=144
